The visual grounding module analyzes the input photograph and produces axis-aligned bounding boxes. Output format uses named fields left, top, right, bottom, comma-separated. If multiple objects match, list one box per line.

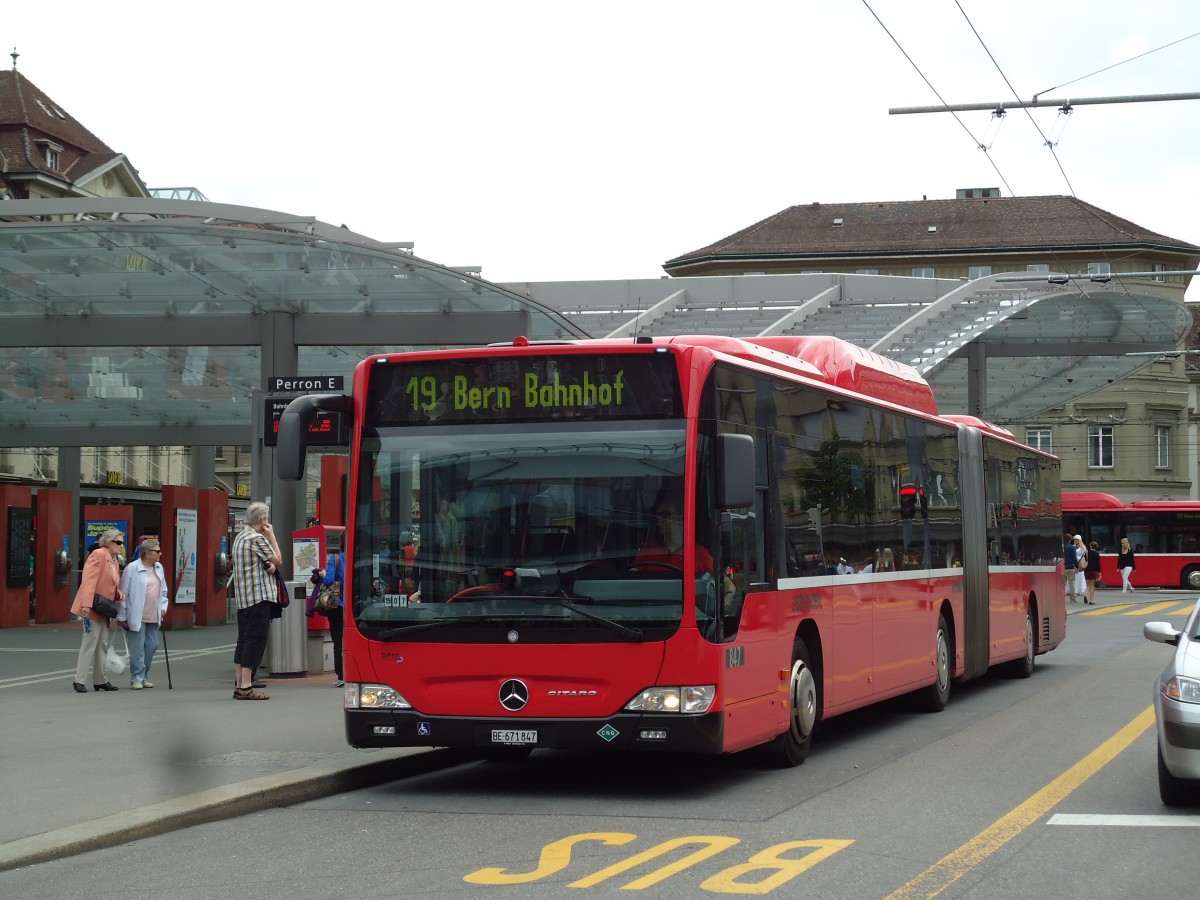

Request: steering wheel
left=627, top=560, right=683, bottom=575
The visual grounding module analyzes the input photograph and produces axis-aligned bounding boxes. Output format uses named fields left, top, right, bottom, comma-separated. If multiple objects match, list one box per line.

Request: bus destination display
left=369, top=354, right=682, bottom=424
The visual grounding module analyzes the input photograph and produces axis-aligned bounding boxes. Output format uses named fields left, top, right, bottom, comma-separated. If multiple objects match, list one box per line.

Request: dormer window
left=35, top=139, right=64, bottom=171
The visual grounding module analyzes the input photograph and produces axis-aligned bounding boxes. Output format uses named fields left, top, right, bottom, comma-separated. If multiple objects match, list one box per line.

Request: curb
left=0, top=747, right=473, bottom=872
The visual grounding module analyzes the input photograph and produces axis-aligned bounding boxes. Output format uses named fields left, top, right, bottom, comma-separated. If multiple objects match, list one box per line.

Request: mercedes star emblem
left=499, top=678, right=529, bottom=711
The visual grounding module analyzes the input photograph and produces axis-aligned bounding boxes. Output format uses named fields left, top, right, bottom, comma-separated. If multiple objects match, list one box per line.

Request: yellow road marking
left=1079, top=603, right=1134, bottom=616
left=1123, top=601, right=1183, bottom=616
left=885, top=706, right=1155, bottom=900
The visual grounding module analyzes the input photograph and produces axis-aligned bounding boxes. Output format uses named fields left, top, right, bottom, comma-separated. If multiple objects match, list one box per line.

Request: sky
left=16, top=0, right=1200, bottom=289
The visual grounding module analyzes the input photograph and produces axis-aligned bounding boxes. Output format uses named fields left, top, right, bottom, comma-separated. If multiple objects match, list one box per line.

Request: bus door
left=716, top=494, right=779, bottom=747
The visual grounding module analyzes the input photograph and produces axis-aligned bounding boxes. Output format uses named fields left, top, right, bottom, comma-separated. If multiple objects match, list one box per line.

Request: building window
left=1153, top=263, right=1167, bottom=283
left=1088, top=426, right=1114, bottom=468
left=1155, top=426, right=1170, bottom=468
left=35, top=139, right=64, bottom=171
left=1087, top=261, right=1111, bottom=276
left=968, top=265, right=992, bottom=279
left=1025, top=428, right=1052, bottom=454
left=855, top=268, right=879, bottom=275
left=912, top=267, right=935, bottom=278
left=1026, top=264, right=1050, bottom=272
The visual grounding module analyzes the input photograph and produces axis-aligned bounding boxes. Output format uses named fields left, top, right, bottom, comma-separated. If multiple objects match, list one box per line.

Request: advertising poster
left=84, top=519, right=130, bottom=561
left=175, top=508, right=197, bottom=604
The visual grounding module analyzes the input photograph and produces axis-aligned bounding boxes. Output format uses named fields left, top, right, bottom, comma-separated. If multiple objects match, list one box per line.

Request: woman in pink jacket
left=70, top=529, right=125, bottom=693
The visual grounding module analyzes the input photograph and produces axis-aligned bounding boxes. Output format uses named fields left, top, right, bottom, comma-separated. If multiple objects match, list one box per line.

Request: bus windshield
left=353, top=420, right=705, bottom=642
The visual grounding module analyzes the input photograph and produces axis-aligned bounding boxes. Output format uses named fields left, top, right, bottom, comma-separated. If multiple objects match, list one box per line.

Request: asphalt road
left=4, top=591, right=1198, bottom=899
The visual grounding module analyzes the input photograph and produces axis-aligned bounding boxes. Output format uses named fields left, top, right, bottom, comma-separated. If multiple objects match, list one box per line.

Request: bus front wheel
left=1003, top=606, right=1036, bottom=679
left=771, top=637, right=818, bottom=767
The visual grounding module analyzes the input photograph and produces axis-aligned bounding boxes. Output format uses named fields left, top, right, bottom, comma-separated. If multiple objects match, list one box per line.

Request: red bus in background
left=279, top=335, right=1064, bottom=766
left=1063, top=492, right=1200, bottom=590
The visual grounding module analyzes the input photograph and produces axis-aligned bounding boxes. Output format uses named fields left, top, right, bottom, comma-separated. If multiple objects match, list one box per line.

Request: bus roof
left=1062, top=491, right=1126, bottom=510
left=1063, top=492, right=1200, bottom=511
left=670, top=334, right=940, bottom=417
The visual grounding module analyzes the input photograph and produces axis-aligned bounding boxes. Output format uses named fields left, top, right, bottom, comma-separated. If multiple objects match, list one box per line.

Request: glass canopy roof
left=0, top=198, right=585, bottom=447
left=1, top=199, right=1192, bottom=450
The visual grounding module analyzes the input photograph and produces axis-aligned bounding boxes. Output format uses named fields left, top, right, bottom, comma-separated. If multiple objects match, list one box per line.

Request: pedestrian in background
left=1072, top=535, right=1088, bottom=600
left=230, top=501, right=283, bottom=700
left=70, top=528, right=124, bottom=693
left=1084, top=539, right=1102, bottom=605
left=312, top=548, right=346, bottom=687
left=1117, top=537, right=1136, bottom=593
left=1063, top=533, right=1078, bottom=603
left=117, top=538, right=169, bottom=689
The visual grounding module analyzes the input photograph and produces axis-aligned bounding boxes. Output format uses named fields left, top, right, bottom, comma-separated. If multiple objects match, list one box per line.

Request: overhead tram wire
left=873, top=0, right=1200, bottom=338
left=1033, top=30, right=1200, bottom=101
left=953, top=0, right=1076, bottom=196
left=864, top=1, right=1193, bottom=358
left=858, top=0, right=1018, bottom=200
left=860, top=0, right=1086, bottom=294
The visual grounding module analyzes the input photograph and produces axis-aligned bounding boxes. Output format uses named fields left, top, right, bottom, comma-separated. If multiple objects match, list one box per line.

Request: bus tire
left=1182, top=566, right=1200, bottom=591
left=771, top=637, right=818, bottom=767
left=918, top=615, right=952, bottom=712
left=1003, top=606, right=1036, bottom=679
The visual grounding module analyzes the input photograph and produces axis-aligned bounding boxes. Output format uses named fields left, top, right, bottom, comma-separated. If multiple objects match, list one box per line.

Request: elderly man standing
left=230, top=501, right=283, bottom=700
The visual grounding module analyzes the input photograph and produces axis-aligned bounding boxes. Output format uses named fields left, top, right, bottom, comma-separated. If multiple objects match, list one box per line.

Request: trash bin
left=267, top=580, right=309, bottom=676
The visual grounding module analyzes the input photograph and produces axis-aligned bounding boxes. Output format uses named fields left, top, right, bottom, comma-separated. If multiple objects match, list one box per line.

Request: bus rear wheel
left=1182, top=566, right=1200, bottom=591
left=771, top=637, right=818, bottom=767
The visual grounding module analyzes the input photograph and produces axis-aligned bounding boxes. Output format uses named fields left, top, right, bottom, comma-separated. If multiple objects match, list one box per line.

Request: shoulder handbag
left=92, top=594, right=120, bottom=619
left=272, top=568, right=291, bottom=608
left=315, top=582, right=341, bottom=613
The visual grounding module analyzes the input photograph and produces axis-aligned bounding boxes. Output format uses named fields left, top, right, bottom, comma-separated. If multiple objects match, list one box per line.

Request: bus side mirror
left=717, top=433, right=755, bottom=509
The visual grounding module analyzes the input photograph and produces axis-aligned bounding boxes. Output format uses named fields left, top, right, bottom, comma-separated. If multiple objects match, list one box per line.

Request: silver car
left=1144, top=598, right=1200, bottom=806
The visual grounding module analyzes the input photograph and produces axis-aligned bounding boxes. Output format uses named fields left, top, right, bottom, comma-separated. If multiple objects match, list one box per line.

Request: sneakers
left=333, top=680, right=345, bottom=688
left=142, top=681, right=154, bottom=689
left=131, top=681, right=144, bottom=690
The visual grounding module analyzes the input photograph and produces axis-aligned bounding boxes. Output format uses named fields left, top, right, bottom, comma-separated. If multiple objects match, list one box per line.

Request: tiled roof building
left=664, top=195, right=1200, bottom=279
left=0, top=67, right=148, bottom=201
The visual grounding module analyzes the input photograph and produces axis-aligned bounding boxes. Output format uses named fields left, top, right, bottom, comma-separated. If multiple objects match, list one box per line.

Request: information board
left=6, top=506, right=32, bottom=588
left=263, top=397, right=348, bottom=447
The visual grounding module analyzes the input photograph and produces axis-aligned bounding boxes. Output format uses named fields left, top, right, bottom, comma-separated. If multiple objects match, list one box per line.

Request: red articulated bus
left=1063, top=492, right=1200, bottom=590
left=278, top=334, right=1065, bottom=765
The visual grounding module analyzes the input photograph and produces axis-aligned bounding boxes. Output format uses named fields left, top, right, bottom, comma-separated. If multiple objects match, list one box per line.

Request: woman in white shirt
left=117, top=539, right=170, bottom=689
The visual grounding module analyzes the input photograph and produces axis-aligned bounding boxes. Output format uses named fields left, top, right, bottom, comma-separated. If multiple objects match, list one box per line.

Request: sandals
left=232, top=686, right=270, bottom=700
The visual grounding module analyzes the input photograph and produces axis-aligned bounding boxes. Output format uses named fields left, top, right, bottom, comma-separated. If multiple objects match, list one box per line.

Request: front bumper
left=1156, top=691, right=1200, bottom=781
left=346, top=708, right=725, bottom=754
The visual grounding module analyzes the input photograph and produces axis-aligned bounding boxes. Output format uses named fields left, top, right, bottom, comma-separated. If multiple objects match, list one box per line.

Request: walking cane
left=161, top=626, right=173, bottom=689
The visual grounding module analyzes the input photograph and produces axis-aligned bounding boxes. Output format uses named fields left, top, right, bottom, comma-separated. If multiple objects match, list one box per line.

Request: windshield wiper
left=375, top=620, right=458, bottom=640
left=486, top=593, right=648, bottom=642
left=373, top=595, right=647, bottom=642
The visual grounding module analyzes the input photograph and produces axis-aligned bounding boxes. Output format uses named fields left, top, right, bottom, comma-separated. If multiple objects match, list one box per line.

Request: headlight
left=347, top=683, right=411, bottom=709
left=624, top=685, right=715, bottom=714
left=1163, top=676, right=1200, bottom=704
